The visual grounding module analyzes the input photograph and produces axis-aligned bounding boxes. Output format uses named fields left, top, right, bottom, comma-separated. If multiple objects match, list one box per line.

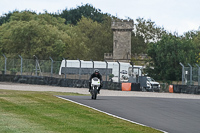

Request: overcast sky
left=1, top=0, right=199, bottom=35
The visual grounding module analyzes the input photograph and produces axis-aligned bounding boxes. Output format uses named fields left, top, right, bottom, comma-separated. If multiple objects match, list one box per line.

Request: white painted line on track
left=56, top=96, right=168, bottom=133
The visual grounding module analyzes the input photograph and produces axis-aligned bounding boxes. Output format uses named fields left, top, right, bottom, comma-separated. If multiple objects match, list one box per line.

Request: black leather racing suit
left=89, top=72, right=103, bottom=92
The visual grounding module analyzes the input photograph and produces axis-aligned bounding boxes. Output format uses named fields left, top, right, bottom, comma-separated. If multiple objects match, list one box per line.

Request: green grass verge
left=0, top=89, right=162, bottom=133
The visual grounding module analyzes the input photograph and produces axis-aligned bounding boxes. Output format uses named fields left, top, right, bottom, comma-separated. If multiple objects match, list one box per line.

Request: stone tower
left=111, top=20, right=133, bottom=62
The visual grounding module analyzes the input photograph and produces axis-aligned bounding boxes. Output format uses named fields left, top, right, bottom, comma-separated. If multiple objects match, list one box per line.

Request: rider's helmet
left=94, top=69, right=99, bottom=75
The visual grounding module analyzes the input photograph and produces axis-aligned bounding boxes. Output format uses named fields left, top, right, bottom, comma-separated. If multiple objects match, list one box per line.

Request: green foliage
left=131, top=32, right=146, bottom=54
left=109, top=74, right=114, bottom=79
left=0, top=10, right=37, bottom=25
left=0, top=11, right=16, bottom=25
left=131, top=17, right=166, bottom=55
left=58, top=4, right=109, bottom=25
left=146, top=33, right=199, bottom=81
left=135, top=18, right=166, bottom=43
left=72, top=16, right=112, bottom=60
left=0, top=7, right=112, bottom=61
left=10, top=10, right=36, bottom=21
left=193, top=31, right=200, bottom=48
left=0, top=12, right=70, bottom=60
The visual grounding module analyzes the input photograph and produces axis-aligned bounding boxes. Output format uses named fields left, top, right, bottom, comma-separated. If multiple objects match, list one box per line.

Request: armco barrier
left=169, top=84, right=200, bottom=94
left=131, top=83, right=140, bottom=91
left=121, top=83, right=140, bottom=91
left=0, top=74, right=122, bottom=91
left=0, top=74, right=16, bottom=82
left=107, top=82, right=121, bottom=91
left=3, top=74, right=200, bottom=94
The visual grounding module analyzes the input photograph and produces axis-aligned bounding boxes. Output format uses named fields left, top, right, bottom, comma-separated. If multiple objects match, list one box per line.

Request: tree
left=131, top=32, right=146, bottom=54
left=192, top=31, right=200, bottom=63
left=135, top=18, right=166, bottom=43
left=0, top=12, right=70, bottom=60
left=0, top=11, right=17, bottom=25
left=0, top=11, right=113, bottom=61
left=59, top=4, right=108, bottom=25
left=182, top=30, right=198, bottom=40
left=131, top=18, right=166, bottom=55
left=72, top=16, right=113, bottom=60
left=146, top=33, right=198, bottom=81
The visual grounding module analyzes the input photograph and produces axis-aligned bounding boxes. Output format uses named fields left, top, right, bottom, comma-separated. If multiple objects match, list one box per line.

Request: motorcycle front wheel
left=91, top=87, right=97, bottom=100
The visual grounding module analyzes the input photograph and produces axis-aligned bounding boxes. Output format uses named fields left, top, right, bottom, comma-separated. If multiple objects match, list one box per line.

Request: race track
left=58, top=95, right=200, bottom=133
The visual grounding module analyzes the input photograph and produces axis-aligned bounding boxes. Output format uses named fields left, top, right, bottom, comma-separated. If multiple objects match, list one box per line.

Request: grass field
left=0, top=89, right=162, bottom=133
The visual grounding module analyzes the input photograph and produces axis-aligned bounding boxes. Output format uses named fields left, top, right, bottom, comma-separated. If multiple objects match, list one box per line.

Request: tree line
left=0, top=4, right=200, bottom=81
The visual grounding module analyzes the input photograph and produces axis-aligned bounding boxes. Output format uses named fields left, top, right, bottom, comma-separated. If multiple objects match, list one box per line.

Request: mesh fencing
left=0, top=58, right=62, bottom=77
left=0, top=58, right=114, bottom=81
left=181, top=65, right=200, bottom=86
left=0, top=57, right=123, bottom=90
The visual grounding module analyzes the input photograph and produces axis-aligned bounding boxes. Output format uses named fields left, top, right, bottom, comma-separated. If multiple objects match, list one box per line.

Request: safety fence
left=3, top=57, right=199, bottom=94
left=0, top=57, right=114, bottom=81
left=0, top=56, right=121, bottom=90
left=0, top=57, right=61, bottom=77
left=180, top=62, right=200, bottom=86
left=167, top=63, right=200, bottom=94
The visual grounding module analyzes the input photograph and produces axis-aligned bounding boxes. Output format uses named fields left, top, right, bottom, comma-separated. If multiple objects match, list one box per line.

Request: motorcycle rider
left=89, top=69, right=103, bottom=94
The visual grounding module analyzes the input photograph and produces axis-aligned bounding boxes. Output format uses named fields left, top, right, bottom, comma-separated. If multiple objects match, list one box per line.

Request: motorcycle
left=90, top=77, right=100, bottom=100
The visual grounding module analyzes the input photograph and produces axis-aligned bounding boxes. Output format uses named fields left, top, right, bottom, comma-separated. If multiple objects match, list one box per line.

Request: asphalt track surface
left=1, top=82, right=200, bottom=133
left=58, top=95, right=200, bottom=133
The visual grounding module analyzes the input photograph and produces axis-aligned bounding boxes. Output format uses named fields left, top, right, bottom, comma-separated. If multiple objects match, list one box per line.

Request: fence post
left=117, top=61, right=120, bottom=83
left=18, top=55, right=23, bottom=75
left=33, top=55, right=38, bottom=76
left=49, top=57, right=53, bottom=77
left=78, top=59, right=81, bottom=80
left=91, top=59, right=94, bottom=74
left=188, top=63, right=192, bottom=85
left=105, top=60, right=108, bottom=82
left=196, top=64, right=200, bottom=86
left=179, top=62, right=185, bottom=85
left=130, top=61, right=134, bottom=76
left=33, top=55, right=42, bottom=76
left=2, top=54, right=7, bottom=74
left=63, top=58, right=67, bottom=80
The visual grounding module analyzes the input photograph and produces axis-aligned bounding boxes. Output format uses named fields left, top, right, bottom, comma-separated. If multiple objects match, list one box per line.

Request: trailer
left=59, top=60, right=144, bottom=81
